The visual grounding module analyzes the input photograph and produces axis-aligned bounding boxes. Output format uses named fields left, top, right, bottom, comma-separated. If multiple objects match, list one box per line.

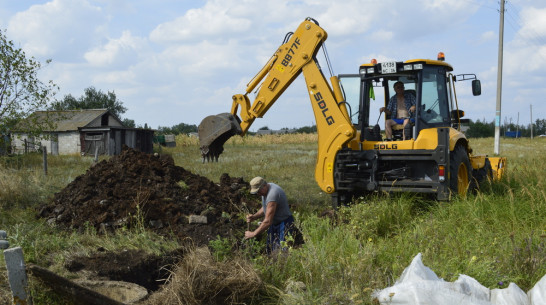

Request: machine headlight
left=367, top=67, right=375, bottom=74
left=403, top=64, right=413, bottom=71
left=413, top=63, right=423, bottom=70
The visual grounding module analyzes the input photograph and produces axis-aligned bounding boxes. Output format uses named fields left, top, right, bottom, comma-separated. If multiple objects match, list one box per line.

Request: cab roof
left=360, top=59, right=453, bottom=72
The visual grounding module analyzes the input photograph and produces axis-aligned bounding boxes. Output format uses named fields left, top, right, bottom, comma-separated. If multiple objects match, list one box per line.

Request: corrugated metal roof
left=21, top=109, right=110, bottom=132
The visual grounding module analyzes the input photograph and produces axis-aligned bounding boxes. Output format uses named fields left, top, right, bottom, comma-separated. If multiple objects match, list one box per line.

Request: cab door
left=415, top=66, right=450, bottom=137
left=337, top=74, right=364, bottom=127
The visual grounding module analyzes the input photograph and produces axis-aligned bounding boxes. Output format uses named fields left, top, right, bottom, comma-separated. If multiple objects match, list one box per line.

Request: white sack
left=395, top=253, right=440, bottom=283
left=491, top=283, right=529, bottom=305
left=374, top=280, right=493, bottom=305
left=373, top=253, right=545, bottom=305
left=373, top=253, right=492, bottom=305
left=528, top=273, right=546, bottom=305
left=453, top=274, right=491, bottom=302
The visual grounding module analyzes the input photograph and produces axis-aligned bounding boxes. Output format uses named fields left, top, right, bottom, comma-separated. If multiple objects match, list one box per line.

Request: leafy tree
left=50, top=87, right=127, bottom=118
left=157, top=122, right=197, bottom=135
left=534, top=119, right=546, bottom=136
left=464, top=118, right=546, bottom=138
left=0, top=29, right=58, bottom=137
left=122, top=118, right=136, bottom=128
left=295, top=125, right=317, bottom=133
left=466, top=119, right=494, bottom=138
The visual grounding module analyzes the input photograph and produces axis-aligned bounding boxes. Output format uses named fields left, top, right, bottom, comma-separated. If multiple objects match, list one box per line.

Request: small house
left=11, top=109, right=154, bottom=155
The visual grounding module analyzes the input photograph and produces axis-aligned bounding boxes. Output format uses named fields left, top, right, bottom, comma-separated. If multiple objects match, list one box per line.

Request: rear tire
left=449, top=145, right=471, bottom=197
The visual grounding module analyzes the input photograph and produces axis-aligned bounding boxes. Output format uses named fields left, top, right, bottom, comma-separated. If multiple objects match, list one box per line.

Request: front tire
left=331, top=191, right=353, bottom=210
left=470, top=158, right=493, bottom=192
left=450, top=145, right=471, bottom=197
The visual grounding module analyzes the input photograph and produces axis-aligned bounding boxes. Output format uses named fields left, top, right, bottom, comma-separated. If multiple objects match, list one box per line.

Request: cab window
left=338, top=75, right=362, bottom=125
left=419, top=67, right=449, bottom=126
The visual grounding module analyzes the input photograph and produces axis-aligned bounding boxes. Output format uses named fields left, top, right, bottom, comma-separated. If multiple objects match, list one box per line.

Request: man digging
left=244, top=177, right=295, bottom=253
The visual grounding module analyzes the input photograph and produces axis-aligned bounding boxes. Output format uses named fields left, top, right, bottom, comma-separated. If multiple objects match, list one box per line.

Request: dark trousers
left=267, top=215, right=295, bottom=254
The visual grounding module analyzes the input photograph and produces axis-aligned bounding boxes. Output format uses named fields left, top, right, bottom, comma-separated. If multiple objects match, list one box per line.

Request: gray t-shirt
left=262, top=183, right=292, bottom=225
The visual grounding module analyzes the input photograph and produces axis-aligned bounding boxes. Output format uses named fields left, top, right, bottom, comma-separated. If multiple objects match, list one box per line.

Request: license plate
left=381, top=62, right=397, bottom=74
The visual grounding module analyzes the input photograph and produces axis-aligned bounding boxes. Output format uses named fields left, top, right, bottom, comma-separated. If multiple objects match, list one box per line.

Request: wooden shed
left=11, top=109, right=154, bottom=155
left=79, top=126, right=154, bottom=156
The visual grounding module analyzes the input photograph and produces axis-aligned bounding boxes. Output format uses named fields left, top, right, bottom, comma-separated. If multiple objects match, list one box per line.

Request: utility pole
left=530, top=104, right=533, bottom=139
left=516, top=112, right=519, bottom=138
left=494, top=0, right=505, bottom=155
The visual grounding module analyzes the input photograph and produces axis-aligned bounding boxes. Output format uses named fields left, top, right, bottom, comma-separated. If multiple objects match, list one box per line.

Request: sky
left=1, top=0, right=545, bottom=131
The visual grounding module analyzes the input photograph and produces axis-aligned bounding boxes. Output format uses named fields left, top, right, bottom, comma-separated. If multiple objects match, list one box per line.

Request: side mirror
left=472, top=80, right=481, bottom=96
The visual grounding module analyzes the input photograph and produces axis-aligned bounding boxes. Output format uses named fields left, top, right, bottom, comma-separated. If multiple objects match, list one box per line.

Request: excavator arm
left=198, top=18, right=355, bottom=193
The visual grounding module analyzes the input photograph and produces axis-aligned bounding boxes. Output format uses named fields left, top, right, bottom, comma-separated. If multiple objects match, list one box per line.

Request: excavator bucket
left=198, top=113, right=242, bottom=162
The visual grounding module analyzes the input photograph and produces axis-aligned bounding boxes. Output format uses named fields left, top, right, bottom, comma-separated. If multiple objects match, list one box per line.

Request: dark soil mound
left=38, top=146, right=260, bottom=246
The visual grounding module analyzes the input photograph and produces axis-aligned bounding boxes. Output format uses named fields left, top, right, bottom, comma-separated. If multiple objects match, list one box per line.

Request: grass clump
left=144, top=247, right=263, bottom=305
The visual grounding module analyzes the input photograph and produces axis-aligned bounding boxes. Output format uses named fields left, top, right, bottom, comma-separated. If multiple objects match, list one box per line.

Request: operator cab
left=337, top=53, right=481, bottom=142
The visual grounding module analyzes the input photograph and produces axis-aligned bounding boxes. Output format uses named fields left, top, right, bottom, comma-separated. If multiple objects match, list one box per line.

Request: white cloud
left=84, top=31, right=148, bottom=67
left=149, top=2, right=252, bottom=43
left=370, top=29, right=394, bottom=42
left=518, top=6, right=546, bottom=38
left=481, top=31, right=496, bottom=41
left=93, top=69, right=136, bottom=86
left=502, top=4, right=546, bottom=104
left=7, top=0, right=106, bottom=59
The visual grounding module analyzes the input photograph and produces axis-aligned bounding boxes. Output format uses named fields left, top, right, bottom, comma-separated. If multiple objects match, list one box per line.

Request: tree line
left=154, top=124, right=317, bottom=136
left=465, top=118, right=546, bottom=138
left=49, top=87, right=136, bottom=128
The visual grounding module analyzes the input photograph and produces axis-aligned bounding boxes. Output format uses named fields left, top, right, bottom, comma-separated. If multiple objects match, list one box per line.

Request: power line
left=505, top=1, right=546, bottom=46
left=503, top=1, right=546, bottom=63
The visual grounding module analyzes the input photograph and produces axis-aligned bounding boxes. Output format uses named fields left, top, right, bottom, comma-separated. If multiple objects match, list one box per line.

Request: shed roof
left=17, top=109, right=117, bottom=132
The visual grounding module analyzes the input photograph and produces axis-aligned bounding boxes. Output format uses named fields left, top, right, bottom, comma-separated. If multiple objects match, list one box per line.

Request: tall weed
left=0, top=167, right=45, bottom=209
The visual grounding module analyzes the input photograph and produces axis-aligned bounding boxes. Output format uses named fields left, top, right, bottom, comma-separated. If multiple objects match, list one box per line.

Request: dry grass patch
left=0, top=166, right=43, bottom=209
left=174, top=133, right=317, bottom=148
left=145, top=247, right=263, bottom=305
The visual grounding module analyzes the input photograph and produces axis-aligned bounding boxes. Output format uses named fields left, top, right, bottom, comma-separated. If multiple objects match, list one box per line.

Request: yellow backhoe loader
left=198, top=17, right=506, bottom=206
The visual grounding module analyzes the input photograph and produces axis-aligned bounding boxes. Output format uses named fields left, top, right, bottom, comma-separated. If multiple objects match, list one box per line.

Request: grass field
left=1, top=135, right=545, bottom=304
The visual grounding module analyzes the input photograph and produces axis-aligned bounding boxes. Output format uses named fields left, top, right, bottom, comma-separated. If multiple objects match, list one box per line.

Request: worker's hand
left=246, top=214, right=253, bottom=223
left=409, top=105, right=416, bottom=113
left=380, top=107, right=385, bottom=113
left=244, top=231, right=255, bottom=239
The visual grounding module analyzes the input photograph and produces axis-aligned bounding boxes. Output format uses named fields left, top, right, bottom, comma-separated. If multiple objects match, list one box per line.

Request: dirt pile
left=38, top=146, right=259, bottom=246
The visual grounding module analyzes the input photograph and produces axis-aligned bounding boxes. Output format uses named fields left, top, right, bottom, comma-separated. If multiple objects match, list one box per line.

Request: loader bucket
left=489, top=157, right=507, bottom=180
left=198, top=113, right=242, bottom=162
